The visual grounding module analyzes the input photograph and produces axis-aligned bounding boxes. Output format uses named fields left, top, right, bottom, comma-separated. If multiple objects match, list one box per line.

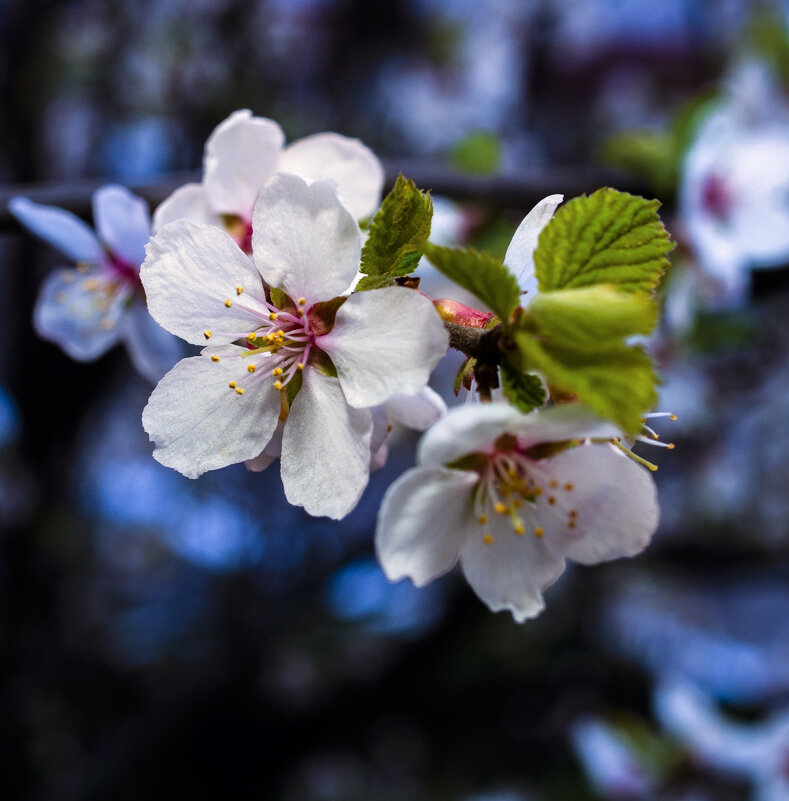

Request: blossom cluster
left=11, top=110, right=674, bottom=622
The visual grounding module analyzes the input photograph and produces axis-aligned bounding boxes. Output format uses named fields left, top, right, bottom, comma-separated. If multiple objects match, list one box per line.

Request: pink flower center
left=470, top=439, right=578, bottom=545
left=700, top=174, right=733, bottom=221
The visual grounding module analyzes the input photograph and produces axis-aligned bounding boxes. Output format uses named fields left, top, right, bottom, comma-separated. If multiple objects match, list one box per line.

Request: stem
left=444, top=321, right=501, bottom=360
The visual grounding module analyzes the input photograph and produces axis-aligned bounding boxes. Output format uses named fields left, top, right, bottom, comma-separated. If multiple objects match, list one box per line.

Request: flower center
left=700, top=174, right=732, bottom=222
left=471, top=441, right=578, bottom=546
left=208, top=290, right=315, bottom=397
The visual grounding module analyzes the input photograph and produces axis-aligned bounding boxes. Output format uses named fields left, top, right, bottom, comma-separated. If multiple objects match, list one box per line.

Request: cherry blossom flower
left=680, top=63, right=789, bottom=305
left=655, top=677, right=789, bottom=801
left=141, top=173, right=447, bottom=519
left=503, top=193, right=564, bottom=298
left=10, top=186, right=181, bottom=382
left=153, top=109, right=385, bottom=250
left=375, top=403, right=658, bottom=621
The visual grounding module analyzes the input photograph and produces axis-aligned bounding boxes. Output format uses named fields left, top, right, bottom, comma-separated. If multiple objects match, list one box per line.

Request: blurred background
left=3, top=1, right=789, bottom=799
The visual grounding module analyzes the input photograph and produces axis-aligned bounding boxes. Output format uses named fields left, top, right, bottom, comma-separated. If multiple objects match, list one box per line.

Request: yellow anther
left=298, top=297, right=307, bottom=306
left=493, top=502, right=508, bottom=515
left=273, top=380, right=283, bottom=391
left=269, top=312, right=278, bottom=321
left=204, top=330, right=213, bottom=340
left=670, top=414, right=678, bottom=421
left=507, top=467, right=518, bottom=478
left=513, top=521, right=525, bottom=536
left=534, top=527, right=545, bottom=538
left=534, top=486, right=543, bottom=496
left=82, top=279, right=101, bottom=291
left=272, top=367, right=283, bottom=376
left=483, top=534, right=494, bottom=545
left=477, top=514, right=488, bottom=525
left=247, top=364, right=256, bottom=373
left=547, top=496, right=556, bottom=506
left=667, top=443, right=675, bottom=450
left=210, top=355, right=220, bottom=363
left=247, top=332, right=257, bottom=341
left=236, top=285, right=244, bottom=295
left=564, top=482, right=574, bottom=491
left=224, top=299, right=233, bottom=308
left=549, top=479, right=558, bottom=489
left=297, top=363, right=304, bottom=370
left=235, top=387, right=245, bottom=395
left=512, top=498, right=522, bottom=510
left=228, top=381, right=236, bottom=389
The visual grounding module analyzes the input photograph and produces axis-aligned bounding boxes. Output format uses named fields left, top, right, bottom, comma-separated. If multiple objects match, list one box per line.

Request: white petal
left=504, top=194, right=564, bottom=296
left=153, top=183, right=220, bottom=232
left=383, top=386, right=447, bottom=431
left=141, top=220, right=265, bottom=345
left=279, top=132, right=385, bottom=220
left=459, top=512, right=566, bottom=622
left=534, top=443, right=658, bottom=565
left=370, top=441, right=389, bottom=472
left=418, top=403, right=618, bottom=469
left=375, top=466, right=477, bottom=586
left=419, top=403, right=522, bottom=468
left=10, top=197, right=103, bottom=263
left=142, top=354, right=281, bottom=478
left=203, top=110, right=284, bottom=217
left=120, top=297, right=184, bottom=383
left=320, top=286, right=448, bottom=407
left=280, top=367, right=372, bottom=519
left=251, top=173, right=361, bottom=305
left=92, top=185, right=150, bottom=267
left=245, top=420, right=284, bottom=472
left=33, top=267, right=125, bottom=360
left=369, top=405, right=390, bottom=462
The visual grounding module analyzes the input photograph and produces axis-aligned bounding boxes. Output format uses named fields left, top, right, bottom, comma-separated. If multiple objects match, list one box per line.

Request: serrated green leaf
left=500, top=362, right=546, bottom=413
left=528, top=285, right=659, bottom=347
left=422, top=242, right=521, bottom=323
left=513, top=329, right=657, bottom=435
left=534, top=188, right=673, bottom=294
left=357, top=174, right=432, bottom=290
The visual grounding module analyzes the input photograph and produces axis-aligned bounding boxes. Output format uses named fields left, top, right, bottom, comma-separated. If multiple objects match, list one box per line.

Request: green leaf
left=527, top=285, right=659, bottom=347
left=453, top=357, right=477, bottom=395
left=500, top=362, right=546, bottom=413
left=422, top=242, right=522, bottom=323
left=356, top=174, right=432, bottom=291
left=534, top=188, right=673, bottom=294
left=450, top=130, right=502, bottom=175
left=514, top=331, right=658, bottom=435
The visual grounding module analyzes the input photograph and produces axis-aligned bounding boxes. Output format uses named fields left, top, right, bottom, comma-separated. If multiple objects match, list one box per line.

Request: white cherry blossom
left=680, top=62, right=789, bottom=305
left=503, top=194, right=564, bottom=298
left=141, top=173, right=447, bottom=519
left=10, top=186, right=181, bottom=382
left=153, top=109, right=385, bottom=249
left=376, top=403, right=658, bottom=622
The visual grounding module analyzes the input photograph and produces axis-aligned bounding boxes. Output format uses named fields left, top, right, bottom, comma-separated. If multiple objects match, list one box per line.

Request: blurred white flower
left=655, top=677, right=789, bottom=801
left=142, top=174, right=447, bottom=519
left=571, top=718, right=654, bottom=800
left=10, top=186, right=181, bottom=382
left=375, top=403, right=658, bottom=621
left=680, top=62, right=789, bottom=305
